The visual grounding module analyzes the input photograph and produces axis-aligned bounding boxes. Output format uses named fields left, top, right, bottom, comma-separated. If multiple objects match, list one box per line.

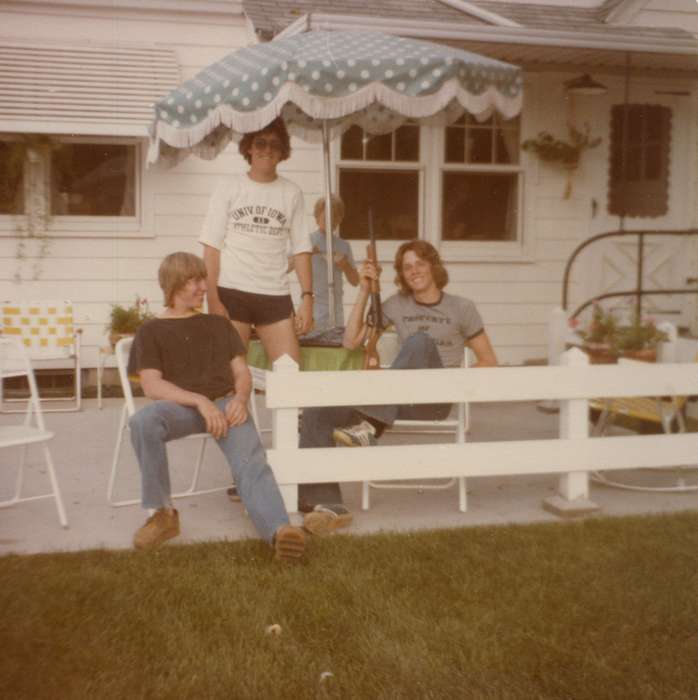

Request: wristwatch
left=301, top=291, right=315, bottom=299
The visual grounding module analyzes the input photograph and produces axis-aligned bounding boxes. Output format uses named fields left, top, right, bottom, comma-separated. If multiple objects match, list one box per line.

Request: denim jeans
left=129, top=398, right=289, bottom=543
left=298, top=332, right=452, bottom=507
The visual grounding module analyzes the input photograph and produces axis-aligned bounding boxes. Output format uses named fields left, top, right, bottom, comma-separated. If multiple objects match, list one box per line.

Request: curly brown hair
left=394, top=240, right=449, bottom=295
left=238, top=118, right=291, bottom=164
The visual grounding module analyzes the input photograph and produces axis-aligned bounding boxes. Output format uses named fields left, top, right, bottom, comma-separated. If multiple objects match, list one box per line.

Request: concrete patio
left=1, top=397, right=697, bottom=556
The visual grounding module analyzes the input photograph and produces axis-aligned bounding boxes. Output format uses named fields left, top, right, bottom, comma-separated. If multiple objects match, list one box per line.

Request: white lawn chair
left=107, top=336, right=262, bottom=507
left=1, top=300, right=82, bottom=412
left=0, top=337, right=68, bottom=528
left=361, top=332, right=470, bottom=512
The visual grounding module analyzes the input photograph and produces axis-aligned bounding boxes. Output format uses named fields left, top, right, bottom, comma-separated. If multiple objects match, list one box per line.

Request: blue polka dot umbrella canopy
left=148, top=30, right=523, bottom=166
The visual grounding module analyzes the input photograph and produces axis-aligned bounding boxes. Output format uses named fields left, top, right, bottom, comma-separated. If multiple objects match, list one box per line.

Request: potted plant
left=521, top=124, right=601, bottom=198
left=612, top=315, right=668, bottom=362
left=571, top=302, right=618, bottom=364
left=570, top=302, right=668, bottom=363
left=106, top=296, right=155, bottom=348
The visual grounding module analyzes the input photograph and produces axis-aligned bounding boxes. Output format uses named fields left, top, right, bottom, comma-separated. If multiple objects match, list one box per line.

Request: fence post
left=547, top=307, right=569, bottom=367
left=271, top=354, right=299, bottom=512
left=539, top=306, right=570, bottom=413
left=543, top=347, right=600, bottom=517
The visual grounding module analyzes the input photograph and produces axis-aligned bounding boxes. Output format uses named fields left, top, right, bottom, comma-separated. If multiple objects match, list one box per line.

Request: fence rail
left=263, top=349, right=698, bottom=514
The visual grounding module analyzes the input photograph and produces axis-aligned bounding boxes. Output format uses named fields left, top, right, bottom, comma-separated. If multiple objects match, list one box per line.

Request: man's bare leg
left=256, top=316, right=301, bottom=365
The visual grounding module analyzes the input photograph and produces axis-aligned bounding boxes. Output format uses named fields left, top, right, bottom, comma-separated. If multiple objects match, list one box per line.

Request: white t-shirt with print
left=199, top=174, right=311, bottom=295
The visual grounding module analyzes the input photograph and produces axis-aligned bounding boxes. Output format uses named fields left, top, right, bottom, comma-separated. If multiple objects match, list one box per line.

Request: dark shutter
left=608, top=104, right=671, bottom=218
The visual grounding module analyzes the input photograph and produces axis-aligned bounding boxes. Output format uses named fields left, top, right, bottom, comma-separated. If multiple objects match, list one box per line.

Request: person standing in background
left=199, top=117, right=313, bottom=364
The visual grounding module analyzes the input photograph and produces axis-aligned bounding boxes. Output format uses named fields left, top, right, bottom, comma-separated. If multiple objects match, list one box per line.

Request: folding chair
left=0, top=337, right=68, bottom=527
left=362, top=332, right=470, bottom=512
left=107, top=336, right=262, bottom=507
left=590, top=355, right=698, bottom=492
left=1, top=300, right=82, bottom=412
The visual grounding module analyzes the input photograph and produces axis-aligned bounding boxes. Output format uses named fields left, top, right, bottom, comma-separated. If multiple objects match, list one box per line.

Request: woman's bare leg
left=256, top=317, right=301, bottom=365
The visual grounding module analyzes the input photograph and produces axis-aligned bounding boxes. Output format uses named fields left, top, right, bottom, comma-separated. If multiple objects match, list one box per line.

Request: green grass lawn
left=3, top=512, right=698, bottom=699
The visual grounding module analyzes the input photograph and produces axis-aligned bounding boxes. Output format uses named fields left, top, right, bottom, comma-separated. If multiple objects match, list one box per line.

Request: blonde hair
left=314, top=194, right=345, bottom=229
left=158, top=252, right=207, bottom=308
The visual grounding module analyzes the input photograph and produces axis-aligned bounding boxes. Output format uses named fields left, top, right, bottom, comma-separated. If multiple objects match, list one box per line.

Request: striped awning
left=0, top=41, right=180, bottom=137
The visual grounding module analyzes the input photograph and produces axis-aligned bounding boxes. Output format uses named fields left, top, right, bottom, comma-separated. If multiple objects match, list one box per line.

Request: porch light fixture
left=564, top=74, right=608, bottom=96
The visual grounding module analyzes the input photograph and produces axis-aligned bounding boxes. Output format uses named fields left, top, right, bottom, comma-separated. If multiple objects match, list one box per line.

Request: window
left=0, top=135, right=138, bottom=230
left=441, top=114, right=521, bottom=241
left=608, top=104, right=671, bottom=218
left=0, top=140, right=24, bottom=214
left=338, top=124, right=420, bottom=241
left=51, top=142, right=136, bottom=217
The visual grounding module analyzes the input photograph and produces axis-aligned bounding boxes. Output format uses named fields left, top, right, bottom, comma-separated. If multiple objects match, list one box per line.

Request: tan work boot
left=273, top=525, right=305, bottom=562
left=133, top=508, right=180, bottom=550
left=303, top=504, right=353, bottom=536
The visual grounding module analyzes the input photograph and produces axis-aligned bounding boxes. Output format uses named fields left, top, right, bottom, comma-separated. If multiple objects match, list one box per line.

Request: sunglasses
left=252, top=137, right=283, bottom=152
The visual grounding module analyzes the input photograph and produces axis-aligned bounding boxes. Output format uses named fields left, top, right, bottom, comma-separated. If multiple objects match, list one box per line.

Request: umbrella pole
left=322, top=120, right=337, bottom=328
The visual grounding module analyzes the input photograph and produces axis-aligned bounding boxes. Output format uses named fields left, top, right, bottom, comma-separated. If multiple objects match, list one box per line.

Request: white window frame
left=0, top=134, right=154, bottom=239
left=334, top=125, right=426, bottom=265
left=334, top=120, right=533, bottom=264
left=432, top=120, right=530, bottom=262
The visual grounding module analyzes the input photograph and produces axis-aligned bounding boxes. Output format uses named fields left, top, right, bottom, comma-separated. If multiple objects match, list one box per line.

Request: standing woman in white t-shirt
left=199, top=118, right=313, bottom=364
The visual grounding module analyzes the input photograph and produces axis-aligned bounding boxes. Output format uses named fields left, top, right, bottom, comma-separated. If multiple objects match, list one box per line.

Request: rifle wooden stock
left=363, top=238, right=382, bottom=370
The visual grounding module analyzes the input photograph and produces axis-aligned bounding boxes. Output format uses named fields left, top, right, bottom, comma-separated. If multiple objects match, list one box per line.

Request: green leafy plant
left=613, top=315, right=668, bottom=353
left=571, top=302, right=668, bottom=356
left=572, top=302, right=617, bottom=346
left=522, top=124, right=601, bottom=168
left=107, top=296, right=155, bottom=336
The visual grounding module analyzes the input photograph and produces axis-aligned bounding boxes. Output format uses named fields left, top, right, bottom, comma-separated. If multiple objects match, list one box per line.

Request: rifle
left=363, top=208, right=383, bottom=370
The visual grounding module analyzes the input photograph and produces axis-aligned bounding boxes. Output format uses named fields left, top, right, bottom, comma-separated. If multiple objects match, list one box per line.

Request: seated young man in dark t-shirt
left=127, top=251, right=304, bottom=560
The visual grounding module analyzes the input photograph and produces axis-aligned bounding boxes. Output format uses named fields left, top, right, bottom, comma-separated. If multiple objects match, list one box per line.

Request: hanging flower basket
left=522, top=124, right=601, bottom=199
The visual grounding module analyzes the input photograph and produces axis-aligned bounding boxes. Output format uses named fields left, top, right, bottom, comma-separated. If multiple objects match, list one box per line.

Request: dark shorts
left=218, top=287, right=294, bottom=326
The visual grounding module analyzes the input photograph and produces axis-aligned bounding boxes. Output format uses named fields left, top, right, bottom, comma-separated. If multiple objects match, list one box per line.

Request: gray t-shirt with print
left=381, top=292, right=484, bottom=368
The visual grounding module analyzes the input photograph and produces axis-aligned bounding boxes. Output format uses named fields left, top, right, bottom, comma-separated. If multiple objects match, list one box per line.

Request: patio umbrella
left=148, top=30, right=523, bottom=325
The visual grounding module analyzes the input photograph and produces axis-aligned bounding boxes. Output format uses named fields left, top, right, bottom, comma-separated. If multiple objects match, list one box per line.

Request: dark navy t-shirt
left=128, top=314, right=246, bottom=400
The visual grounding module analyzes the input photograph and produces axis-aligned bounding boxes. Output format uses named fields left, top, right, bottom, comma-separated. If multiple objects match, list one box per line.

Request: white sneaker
left=333, top=420, right=377, bottom=447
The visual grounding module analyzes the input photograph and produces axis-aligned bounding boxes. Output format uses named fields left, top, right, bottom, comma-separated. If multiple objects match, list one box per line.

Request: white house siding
left=2, top=1, right=697, bottom=373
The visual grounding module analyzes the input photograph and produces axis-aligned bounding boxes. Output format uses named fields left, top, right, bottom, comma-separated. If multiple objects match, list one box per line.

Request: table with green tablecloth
left=246, top=339, right=364, bottom=371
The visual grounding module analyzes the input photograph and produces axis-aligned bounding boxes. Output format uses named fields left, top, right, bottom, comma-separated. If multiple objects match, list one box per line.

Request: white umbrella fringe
left=148, top=80, right=522, bottom=166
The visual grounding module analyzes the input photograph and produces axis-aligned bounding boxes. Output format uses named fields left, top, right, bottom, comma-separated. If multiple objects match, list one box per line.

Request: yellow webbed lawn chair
left=1, top=301, right=82, bottom=412
left=590, top=356, right=697, bottom=492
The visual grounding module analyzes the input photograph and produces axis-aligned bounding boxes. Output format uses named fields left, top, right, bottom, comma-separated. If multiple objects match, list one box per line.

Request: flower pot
left=582, top=342, right=617, bottom=364
left=621, top=348, right=657, bottom=363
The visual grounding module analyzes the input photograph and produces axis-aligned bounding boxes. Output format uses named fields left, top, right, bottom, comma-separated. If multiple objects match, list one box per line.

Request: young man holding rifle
left=299, top=240, right=497, bottom=535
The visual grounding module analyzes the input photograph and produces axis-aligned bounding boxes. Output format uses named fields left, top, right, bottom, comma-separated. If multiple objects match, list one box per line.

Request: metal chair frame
left=107, top=336, right=262, bottom=507
left=0, top=337, right=68, bottom=527
left=590, top=356, right=698, bottom=493
left=362, top=333, right=470, bottom=512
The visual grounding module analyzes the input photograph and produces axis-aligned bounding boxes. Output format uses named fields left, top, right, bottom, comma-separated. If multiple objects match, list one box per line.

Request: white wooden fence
left=264, top=348, right=698, bottom=514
